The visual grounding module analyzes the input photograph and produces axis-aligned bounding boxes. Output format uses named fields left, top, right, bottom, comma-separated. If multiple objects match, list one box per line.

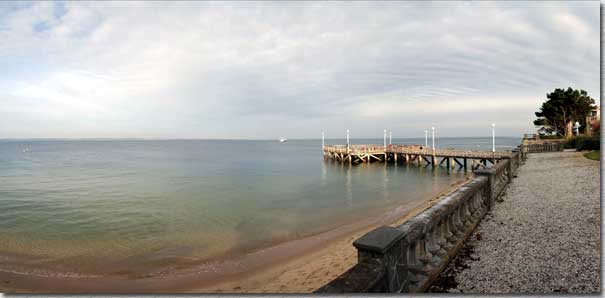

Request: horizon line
left=0, top=136, right=523, bottom=141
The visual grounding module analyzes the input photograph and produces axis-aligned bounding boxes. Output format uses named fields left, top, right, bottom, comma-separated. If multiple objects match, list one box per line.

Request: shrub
left=564, top=137, right=578, bottom=149
left=565, top=136, right=600, bottom=151
left=577, top=137, right=600, bottom=151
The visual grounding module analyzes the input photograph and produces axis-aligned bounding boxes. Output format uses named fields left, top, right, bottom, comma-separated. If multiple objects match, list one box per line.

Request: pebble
left=436, top=152, right=600, bottom=293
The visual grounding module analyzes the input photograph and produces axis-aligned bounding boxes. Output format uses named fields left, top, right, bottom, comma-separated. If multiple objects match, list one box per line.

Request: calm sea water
left=0, top=137, right=519, bottom=276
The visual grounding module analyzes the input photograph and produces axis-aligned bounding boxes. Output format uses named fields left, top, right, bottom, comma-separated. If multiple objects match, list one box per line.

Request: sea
left=0, top=137, right=520, bottom=278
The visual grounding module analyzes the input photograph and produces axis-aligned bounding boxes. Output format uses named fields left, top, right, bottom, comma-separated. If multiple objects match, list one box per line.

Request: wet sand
left=193, top=176, right=473, bottom=293
left=0, top=176, right=471, bottom=293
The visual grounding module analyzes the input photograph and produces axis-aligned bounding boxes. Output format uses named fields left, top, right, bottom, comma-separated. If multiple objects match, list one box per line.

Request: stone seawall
left=430, top=151, right=600, bottom=293
left=521, top=139, right=565, bottom=154
left=315, top=149, right=524, bottom=293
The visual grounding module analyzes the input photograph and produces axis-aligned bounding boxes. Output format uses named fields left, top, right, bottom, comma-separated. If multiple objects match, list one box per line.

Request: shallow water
left=0, top=137, right=519, bottom=276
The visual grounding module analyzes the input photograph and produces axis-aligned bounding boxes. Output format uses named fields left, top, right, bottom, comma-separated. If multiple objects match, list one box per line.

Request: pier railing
left=315, top=151, right=522, bottom=293
left=387, top=145, right=512, bottom=159
left=523, top=133, right=540, bottom=140
left=351, top=145, right=386, bottom=154
left=323, top=145, right=385, bottom=154
left=323, top=145, right=512, bottom=159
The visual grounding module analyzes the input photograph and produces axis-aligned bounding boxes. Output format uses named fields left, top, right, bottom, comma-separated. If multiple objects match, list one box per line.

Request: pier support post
left=453, top=158, right=463, bottom=169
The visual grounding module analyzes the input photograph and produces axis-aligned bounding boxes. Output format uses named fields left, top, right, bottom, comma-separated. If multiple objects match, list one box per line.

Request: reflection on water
left=0, top=137, right=520, bottom=276
left=383, top=163, right=389, bottom=203
left=321, top=160, right=327, bottom=187
left=345, top=164, right=352, bottom=208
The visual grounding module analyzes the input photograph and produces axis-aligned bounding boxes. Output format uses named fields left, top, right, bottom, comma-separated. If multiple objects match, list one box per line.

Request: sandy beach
left=0, top=176, right=471, bottom=293
left=0, top=0, right=598, bottom=294
left=192, top=176, right=473, bottom=293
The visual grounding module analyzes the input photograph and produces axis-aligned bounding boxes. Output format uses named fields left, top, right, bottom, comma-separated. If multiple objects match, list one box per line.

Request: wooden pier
left=323, top=144, right=513, bottom=170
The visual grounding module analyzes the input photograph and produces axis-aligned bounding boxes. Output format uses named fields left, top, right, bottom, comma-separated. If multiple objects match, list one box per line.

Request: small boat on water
left=279, top=138, right=287, bottom=143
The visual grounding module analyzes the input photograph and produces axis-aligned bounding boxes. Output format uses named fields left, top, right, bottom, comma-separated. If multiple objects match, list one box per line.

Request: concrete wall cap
left=353, top=226, right=406, bottom=254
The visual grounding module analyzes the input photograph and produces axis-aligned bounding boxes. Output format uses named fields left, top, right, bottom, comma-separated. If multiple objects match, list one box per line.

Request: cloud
left=0, top=1, right=599, bottom=138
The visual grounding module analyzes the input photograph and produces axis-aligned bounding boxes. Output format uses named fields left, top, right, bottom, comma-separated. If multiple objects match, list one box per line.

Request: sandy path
left=431, top=151, right=600, bottom=293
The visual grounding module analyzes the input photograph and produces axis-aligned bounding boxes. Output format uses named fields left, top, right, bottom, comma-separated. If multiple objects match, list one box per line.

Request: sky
left=0, top=1, right=600, bottom=139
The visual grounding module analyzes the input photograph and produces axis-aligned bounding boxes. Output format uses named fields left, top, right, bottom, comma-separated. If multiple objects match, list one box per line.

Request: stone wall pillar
left=510, top=150, right=520, bottom=174
left=353, top=226, right=408, bottom=292
left=506, top=158, right=513, bottom=180
left=473, top=168, right=496, bottom=208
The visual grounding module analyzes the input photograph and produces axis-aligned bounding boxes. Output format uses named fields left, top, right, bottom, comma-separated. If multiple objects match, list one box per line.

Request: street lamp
left=492, top=123, right=496, bottom=153
left=389, top=131, right=392, bottom=145
left=424, top=129, right=428, bottom=147
left=431, top=127, right=435, bottom=150
left=346, top=129, right=350, bottom=149
left=383, top=129, right=387, bottom=148
left=322, top=131, right=325, bottom=148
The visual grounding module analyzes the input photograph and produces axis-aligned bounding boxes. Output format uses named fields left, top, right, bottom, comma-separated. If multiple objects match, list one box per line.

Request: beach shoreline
left=195, top=175, right=473, bottom=293
left=0, top=176, right=471, bottom=293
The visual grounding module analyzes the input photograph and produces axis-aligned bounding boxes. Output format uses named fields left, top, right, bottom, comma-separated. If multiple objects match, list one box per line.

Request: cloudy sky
left=0, top=1, right=599, bottom=139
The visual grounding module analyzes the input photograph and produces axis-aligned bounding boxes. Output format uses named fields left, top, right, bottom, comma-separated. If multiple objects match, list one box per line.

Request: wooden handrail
left=323, top=145, right=512, bottom=159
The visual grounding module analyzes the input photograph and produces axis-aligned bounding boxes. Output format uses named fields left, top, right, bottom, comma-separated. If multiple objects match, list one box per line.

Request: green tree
left=534, top=87, right=595, bottom=139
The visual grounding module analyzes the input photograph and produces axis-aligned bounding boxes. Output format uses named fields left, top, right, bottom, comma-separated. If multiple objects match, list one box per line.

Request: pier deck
left=323, top=144, right=513, bottom=170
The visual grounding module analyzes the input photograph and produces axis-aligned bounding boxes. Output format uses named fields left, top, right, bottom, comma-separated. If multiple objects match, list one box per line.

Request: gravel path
left=430, top=151, right=600, bottom=293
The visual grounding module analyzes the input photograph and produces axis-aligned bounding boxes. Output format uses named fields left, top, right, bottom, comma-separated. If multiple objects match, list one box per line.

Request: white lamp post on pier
left=431, top=126, right=435, bottom=150
left=492, top=123, right=496, bottom=153
left=346, top=129, right=350, bottom=150
left=322, top=131, right=325, bottom=149
left=424, top=129, right=428, bottom=148
left=389, top=131, right=392, bottom=145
